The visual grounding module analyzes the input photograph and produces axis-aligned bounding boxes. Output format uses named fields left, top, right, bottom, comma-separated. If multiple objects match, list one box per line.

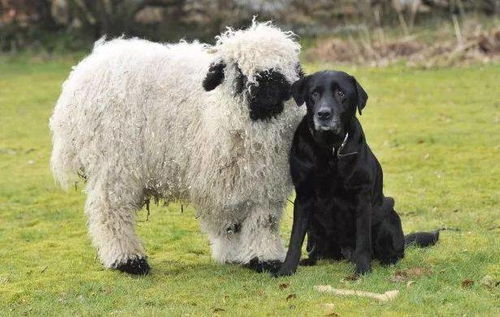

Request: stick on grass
left=314, top=285, right=399, bottom=302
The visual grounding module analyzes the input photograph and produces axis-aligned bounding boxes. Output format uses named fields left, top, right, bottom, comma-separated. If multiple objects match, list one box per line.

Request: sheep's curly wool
left=50, top=21, right=304, bottom=270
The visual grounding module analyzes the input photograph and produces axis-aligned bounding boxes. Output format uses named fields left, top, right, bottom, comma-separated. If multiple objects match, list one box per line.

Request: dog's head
left=291, top=70, right=367, bottom=135
left=202, top=21, right=302, bottom=121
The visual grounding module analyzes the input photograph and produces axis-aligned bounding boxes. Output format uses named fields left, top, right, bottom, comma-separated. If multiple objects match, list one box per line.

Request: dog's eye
left=336, top=90, right=345, bottom=97
left=311, top=91, right=320, bottom=99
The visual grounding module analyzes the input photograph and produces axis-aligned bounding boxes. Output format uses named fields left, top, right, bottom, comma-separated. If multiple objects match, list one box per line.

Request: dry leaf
left=279, top=283, right=290, bottom=290
left=389, top=271, right=408, bottom=283
left=323, top=303, right=339, bottom=317
left=461, top=279, right=474, bottom=288
left=286, top=294, right=297, bottom=301
left=391, top=267, right=431, bottom=282
left=344, top=274, right=359, bottom=281
left=407, top=267, right=431, bottom=276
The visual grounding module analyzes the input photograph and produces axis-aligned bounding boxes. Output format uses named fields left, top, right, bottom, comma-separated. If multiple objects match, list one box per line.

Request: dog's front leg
left=354, top=197, right=373, bottom=275
left=272, top=194, right=313, bottom=277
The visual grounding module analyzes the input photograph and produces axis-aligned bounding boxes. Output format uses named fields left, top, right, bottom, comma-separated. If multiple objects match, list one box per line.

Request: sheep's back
left=50, top=38, right=212, bottom=193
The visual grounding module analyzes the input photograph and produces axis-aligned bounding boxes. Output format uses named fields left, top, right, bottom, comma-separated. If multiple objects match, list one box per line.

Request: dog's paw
left=116, top=257, right=150, bottom=275
left=354, top=259, right=372, bottom=275
left=270, top=268, right=295, bottom=278
left=379, top=254, right=403, bottom=266
left=245, top=257, right=283, bottom=273
left=299, top=258, right=317, bottom=266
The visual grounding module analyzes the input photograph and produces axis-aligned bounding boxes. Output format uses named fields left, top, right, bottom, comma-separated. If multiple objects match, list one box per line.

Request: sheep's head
left=203, top=21, right=303, bottom=121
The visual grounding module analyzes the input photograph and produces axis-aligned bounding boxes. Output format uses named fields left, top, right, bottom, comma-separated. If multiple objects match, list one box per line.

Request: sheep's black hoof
left=116, top=258, right=150, bottom=275
left=245, top=257, right=282, bottom=273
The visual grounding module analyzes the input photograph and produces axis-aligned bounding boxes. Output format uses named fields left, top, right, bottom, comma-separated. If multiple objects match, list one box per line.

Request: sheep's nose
left=317, top=110, right=332, bottom=120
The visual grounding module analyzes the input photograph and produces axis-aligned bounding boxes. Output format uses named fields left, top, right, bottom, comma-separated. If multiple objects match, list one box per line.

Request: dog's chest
left=312, top=155, right=353, bottom=193
left=312, top=158, right=358, bottom=217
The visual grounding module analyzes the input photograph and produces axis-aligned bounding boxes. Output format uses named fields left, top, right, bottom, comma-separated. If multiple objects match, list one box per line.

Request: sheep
left=49, top=21, right=304, bottom=275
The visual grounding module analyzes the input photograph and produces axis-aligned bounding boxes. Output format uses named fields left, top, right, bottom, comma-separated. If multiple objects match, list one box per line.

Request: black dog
left=274, top=70, right=439, bottom=277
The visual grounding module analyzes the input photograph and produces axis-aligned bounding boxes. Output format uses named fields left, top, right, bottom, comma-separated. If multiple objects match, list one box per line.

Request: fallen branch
left=314, top=285, right=399, bottom=302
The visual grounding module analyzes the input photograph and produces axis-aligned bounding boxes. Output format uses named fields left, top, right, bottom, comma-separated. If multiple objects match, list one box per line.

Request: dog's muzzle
left=314, top=116, right=342, bottom=134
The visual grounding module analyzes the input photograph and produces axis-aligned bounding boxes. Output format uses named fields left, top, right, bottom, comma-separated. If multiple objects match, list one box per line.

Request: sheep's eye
left=336, top=90, right=345, bottom=97
left=311, top=91, right=320, bottom=99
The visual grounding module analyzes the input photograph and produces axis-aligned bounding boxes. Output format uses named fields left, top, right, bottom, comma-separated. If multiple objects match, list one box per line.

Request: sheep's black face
left=202, top=62, right=294, bottom=121
left=246, top=70, right=291, bottom=121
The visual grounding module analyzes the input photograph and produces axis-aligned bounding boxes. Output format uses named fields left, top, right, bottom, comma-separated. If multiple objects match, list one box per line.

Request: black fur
left=296, top=63, right=305, bottom=79
left=247, top=69, right=291, bottom=121
left=202, top=61, right=295, bottom=121
left=226, top=223, right=241, bottom=234
left=234, top=65, right=247, bottom=95
left=116, top=257, right=150, bottom=275
left=273, top=70, right=438, bottom=277
left=203, top=61, right=226, bottom=91
left=405, top=230, right=440, bottom=247
left=244, top=257, right=282, bottom=273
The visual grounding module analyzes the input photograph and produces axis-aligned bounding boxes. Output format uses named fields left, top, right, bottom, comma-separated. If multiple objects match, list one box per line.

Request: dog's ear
left=353, top=77, right=368, bottom=115
left=203, top=61, right=226, bottom=91
left=291, top=76, right=309, bottom=106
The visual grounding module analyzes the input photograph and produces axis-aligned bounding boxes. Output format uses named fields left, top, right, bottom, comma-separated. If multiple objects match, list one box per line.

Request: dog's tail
left=404, top=230, right=440, bottom=248
left=404, top=227, right=458, bottom=248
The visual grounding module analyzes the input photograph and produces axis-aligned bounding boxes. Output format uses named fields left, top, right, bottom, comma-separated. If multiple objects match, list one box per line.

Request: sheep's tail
left=50, top=137, right=77, bottom=190
left=49, top=115, right=81, bottom=191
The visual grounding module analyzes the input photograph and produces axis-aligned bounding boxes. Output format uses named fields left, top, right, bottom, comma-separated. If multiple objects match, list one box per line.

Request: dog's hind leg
left=372, top=198, right=405, bottom=265
left=85, top=174, right=149, bottom=275
left=372, top=224, right=404, bottom=265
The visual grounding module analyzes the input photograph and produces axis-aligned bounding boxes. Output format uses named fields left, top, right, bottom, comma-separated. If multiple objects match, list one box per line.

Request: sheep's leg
left=201, top=205, right=285, bottom=272
left=84, top=177, right=149, bottom=275
left=238, top=205, right=286, bottom=273
left=200, top=217, right=243, bottom=265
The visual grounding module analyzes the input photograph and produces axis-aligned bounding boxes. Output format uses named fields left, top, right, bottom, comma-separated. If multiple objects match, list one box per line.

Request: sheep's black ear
left=203, top=61, right=226, bottom=91
left=291, top=76, right=309, bottom=106
left=353, top=77, right=368, bottom=115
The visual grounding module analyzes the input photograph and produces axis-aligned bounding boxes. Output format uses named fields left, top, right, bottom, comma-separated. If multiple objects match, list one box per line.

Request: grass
left=0, top=56, right=499, bottom=316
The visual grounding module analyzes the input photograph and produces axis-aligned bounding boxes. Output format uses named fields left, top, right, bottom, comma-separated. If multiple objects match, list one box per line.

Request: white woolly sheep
left=49, top=21, right=304, bottom=274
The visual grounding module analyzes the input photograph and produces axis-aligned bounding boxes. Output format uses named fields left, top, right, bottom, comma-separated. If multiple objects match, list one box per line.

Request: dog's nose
left=317, top=110, right=331, bottom=120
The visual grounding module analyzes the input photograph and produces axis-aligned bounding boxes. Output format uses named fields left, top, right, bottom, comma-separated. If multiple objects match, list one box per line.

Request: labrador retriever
left=274, top=70, right=439, bottom=277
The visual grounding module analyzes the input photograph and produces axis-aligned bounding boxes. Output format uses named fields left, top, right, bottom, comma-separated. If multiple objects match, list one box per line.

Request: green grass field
left=0, top=57, right=499, bottom=316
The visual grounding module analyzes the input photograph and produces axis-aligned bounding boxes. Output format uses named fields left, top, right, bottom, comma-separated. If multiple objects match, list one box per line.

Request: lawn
left=0, top=56, right=499, bottom=316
